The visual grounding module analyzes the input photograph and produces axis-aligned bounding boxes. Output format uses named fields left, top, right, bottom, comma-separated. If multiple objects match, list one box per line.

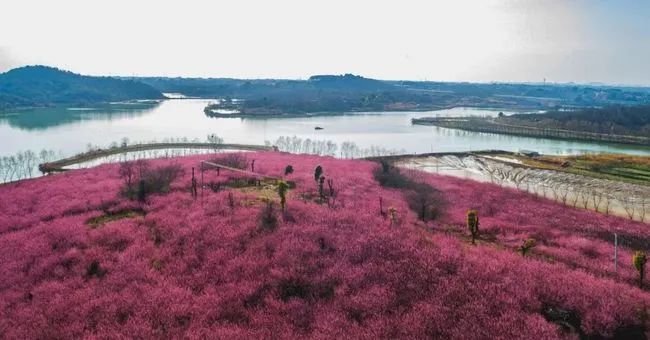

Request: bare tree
left=207, top=134, right=224, bottom=154
left=0, top=157, right=6, bottom=182
left=620, top=195, right=636, bottom=220
left=119, top=161, right=136, bottom=190
left=511, top=169, right=528, bottom=190
left=590, top=190, right=604, bottom=213
left=550, top=183, right=561, bottom=201
left=602, top=194, right=612, bottom=215
left=559, top=184, right=570, bottom=205
left=570, top=190, right=580, bottom=207
left=579, top=190, right=590, bottom=209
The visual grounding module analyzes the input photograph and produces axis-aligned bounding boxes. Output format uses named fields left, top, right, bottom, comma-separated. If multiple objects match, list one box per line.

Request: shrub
left=467, top=210, right=479, bottom=244
left=373, top=161, right=444, bottom=221
left=142, top=164, right=183, bottom=195
left=227, top=191, right=235, bottom=208
left=388, top=207, right=398, bottom=226
left=137, top=179, right=146, bottom=203
left=314, top=165, right=323, bottom=182
left=85, top=260, right=106, bottom=279
left=326, top=178, right=334, bottom=197
left=207, top=133, right=224, bottom=145
left=259, top=202, right=278, bottom=232
left=318, top=176, right=325, bottom=199
left=278, top=181, right=289, bottom=210
left=372, top=161, right=410, bottom=188
left=213, top=153, right=249, bottom=170
left=118, top=161, right=136, bottom=191
left=520, top=238, right=536, bottom=256
left=405, top=184, right=443, bottom=221
left=632, top=251, right=646, bottom=288
left=122, top=164, right=184, bottom=201
left=278, top=278, right=337, bottom=302
left=285, top=165, right=294, bottom=176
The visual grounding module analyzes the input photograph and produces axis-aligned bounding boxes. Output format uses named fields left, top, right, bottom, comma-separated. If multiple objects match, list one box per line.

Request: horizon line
left=4, top=64, right=650, bottom=89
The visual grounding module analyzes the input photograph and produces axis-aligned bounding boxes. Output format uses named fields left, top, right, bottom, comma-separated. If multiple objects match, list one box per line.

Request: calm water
left=1, top=99, right=649, bottom=158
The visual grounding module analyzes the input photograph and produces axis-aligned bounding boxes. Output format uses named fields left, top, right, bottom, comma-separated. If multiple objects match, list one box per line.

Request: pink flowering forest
left=0, top=152, right=648, bottom=338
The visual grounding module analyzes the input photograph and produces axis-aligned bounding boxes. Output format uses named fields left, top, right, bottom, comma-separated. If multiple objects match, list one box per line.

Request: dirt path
left=39, top=143, right=275, bottom=173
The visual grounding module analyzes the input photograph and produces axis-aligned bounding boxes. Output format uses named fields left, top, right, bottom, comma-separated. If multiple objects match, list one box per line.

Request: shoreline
left=202, top=104, right=544, bottom=119
left=413, top=117, right=650, bottom=147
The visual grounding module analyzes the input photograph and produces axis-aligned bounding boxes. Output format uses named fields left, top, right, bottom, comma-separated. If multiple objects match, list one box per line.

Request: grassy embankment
left=517, top=154, right=650, bottom=186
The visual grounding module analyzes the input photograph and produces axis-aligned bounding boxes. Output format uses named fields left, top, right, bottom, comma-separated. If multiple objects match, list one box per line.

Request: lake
left=2, top=99, right=650, bottom=158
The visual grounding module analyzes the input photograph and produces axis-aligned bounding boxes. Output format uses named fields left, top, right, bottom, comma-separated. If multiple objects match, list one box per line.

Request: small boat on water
left=314, top=126, right=324, bottom=130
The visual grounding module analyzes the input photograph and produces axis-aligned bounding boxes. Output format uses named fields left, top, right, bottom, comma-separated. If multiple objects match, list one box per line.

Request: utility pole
left=614, top=233, right=618, bottom=273
left=201, top=161, right=204, bottom=203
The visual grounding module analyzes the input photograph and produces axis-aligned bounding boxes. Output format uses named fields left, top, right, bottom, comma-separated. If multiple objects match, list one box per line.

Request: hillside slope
left=0, top=153, right=648, bottom=338
left=0, top=66, right=164, bottom=110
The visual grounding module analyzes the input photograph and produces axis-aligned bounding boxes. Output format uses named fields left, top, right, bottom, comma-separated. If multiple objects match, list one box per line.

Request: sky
left=1, top=0, right=649, bottom=85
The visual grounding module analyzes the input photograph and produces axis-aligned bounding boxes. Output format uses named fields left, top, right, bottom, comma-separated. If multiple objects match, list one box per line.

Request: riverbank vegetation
left=268, top=136, right=406, bottom=158
left=507, top=105, right=650, bottom=137
left=413, top=105, right=650, bottom=146
left=142, top=74, right=650, bottom=116
left=0, top=152, right=648, bottom=338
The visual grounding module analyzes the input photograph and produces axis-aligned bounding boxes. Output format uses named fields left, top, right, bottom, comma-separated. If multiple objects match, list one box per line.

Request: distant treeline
left=5, top=65, right=650, bottom=114
left=507, top=105, right=650, bottom=137
left=0, top=66, right=163, bottom=110
left=140, top=74, right=650, bottom=114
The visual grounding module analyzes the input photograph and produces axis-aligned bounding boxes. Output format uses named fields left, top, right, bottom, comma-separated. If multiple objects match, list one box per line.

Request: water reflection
left=0, top=101, right=160, bottom=130
left=0, top=99, right=649, bottom=158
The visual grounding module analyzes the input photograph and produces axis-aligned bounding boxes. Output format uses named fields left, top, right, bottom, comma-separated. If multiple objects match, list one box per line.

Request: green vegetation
left=0, top=66, right=163, bottom=110
left=85, top=209, right=145, bottom=228
left=414, top=105, right=650, bottom=146
left=520, top=239, right=537, bottom=257
left=314, top=165, right=323, bottom=182
left=6, top=66, right=650, bottom=115
left=278, top=181, right=289, bottom=210
left=143, top=74, right=650, bottom=116
left=632, top=251, right=646, bottom=288
left=508, top=105, right=650, bottom=137
left=523, top=154, right=650, bottom=185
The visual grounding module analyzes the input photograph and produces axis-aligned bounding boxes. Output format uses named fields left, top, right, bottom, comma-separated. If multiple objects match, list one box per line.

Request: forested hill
left=0, top=66, right=164, bottom=110
left=507, top=105, right=650, bottom=136
left=139, top=74, right=650, bottom=114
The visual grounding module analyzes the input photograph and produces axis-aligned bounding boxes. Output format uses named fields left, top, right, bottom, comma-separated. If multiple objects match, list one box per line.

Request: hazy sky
left=1, top=0, right=649, bottom=84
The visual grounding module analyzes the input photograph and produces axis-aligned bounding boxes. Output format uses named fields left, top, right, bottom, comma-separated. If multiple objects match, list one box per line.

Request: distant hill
left=308, top=73, right=392, bottom=91
left=136, top=74, right=650, bottom=114
left=0, top=66, right=164, bottom=110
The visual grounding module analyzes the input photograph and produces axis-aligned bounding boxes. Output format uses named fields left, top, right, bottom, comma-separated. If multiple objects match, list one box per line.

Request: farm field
left=0, top=152, right=649, bottom=338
